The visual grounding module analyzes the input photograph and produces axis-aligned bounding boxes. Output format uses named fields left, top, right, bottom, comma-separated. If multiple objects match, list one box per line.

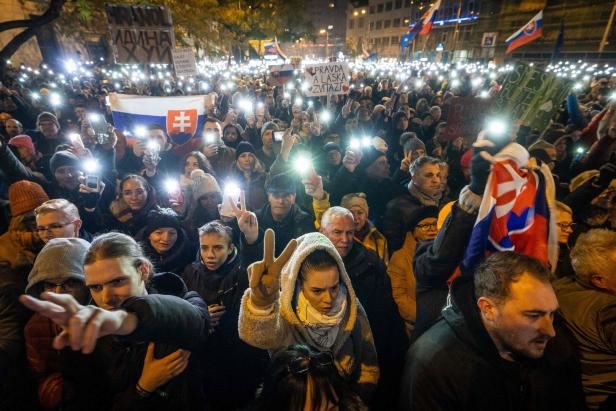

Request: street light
left=320, top=26, right=334, bottom=59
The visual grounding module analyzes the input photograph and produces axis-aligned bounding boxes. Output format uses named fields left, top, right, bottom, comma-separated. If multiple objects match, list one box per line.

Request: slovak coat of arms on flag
left=166, top=109, right=198, bottom=145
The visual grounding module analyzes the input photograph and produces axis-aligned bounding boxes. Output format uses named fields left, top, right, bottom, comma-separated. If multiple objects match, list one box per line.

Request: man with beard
left=400, top=252, right=585, bottom=410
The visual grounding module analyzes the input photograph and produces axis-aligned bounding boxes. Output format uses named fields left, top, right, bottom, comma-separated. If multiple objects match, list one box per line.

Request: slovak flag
left=505, top=10, right=543, bottom=54
left=408, top=0, right=441, bottom=37
left=109, top=93, right=208, bottom=146
left=461, top=144, right=558, bottom=275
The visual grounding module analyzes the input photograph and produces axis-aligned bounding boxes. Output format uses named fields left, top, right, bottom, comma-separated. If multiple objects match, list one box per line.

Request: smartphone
left=85, top=175, right=99, bottom=190
left=274, top=131, right=284, bottom=142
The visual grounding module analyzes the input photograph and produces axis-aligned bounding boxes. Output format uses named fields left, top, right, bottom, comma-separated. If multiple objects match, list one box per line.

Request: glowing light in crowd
left=133, top=126, right=147, bottom=138
left=49, top=92, right=62, bottom=107
left=320, top=110, right=332, bottom=123
left=239, top=98, right=253, bottom=113
left=487, top=119, right=508, bottom=136
left=164, top=178, right=180, bottom=194
left=293, top=154, right=313, bottom=176
left=64, top=59, right=78, bottom=73
left=83, top=159, right=100, bottom=173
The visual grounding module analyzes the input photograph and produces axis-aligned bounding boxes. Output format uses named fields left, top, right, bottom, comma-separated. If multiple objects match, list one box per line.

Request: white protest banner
left=172, top=48, right=199, bottom=78
left=302, top=62, right=351, bottom=96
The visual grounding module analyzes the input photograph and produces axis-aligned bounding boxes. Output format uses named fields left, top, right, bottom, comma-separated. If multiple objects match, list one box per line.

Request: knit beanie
left=8, top=134, right=36, bottom=156
left=26, top=238, right=90, bottom=294
left=407, top=206, right=439, bottom=231
left=323, top=142, right=342, bottom=154
left=8, top=180, right=49, bottom=216
left=358, top=146, right=386, bottom=171
left=144, top=208, right=181, bottom=238
left=36, top=111, right=60, bottom=128
left=403, top=134, right=426, bottom=154
left=49, top=150, right=80, bottom=175
left=341, top=192, right=369, bottom=214
left=191, top=169, right=222, bottom=200
left=235, top=141, right=256, bottom=159
left=261, top=121, right=279, bottom=138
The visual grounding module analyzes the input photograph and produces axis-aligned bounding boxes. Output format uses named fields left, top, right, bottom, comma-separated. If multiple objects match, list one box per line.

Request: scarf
left=408, top=182, right=441, bottom=206
left=296, top=286, right=347, bottom=350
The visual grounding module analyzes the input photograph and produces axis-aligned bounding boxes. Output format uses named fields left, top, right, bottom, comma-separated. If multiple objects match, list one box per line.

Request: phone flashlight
left=134, top=125, right=147, bottom=139
left=576, top=146, right=585, bottom=154
left=83, top=159, right=100, bottom=189
left=220, top=182, right=241, bottom=218
left=320, top=110, right=332, bottom=123
left=293, top=154, right=314, bottom=177
left=204, top=132, right=217, bottom=144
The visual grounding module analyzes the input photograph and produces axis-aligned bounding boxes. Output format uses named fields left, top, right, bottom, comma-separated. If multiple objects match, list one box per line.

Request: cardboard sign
left=172, top=48, right=198, bottom=78
left=107, top=4, right=175, bottom=65
left=302, top=62, right=351, bottom=96
left=442, top=96, right=492, bottom=141
left=493, top=63, right=572, bottom=132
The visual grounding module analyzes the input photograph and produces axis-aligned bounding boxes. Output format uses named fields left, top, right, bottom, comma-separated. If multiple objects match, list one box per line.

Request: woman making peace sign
left=238, top=229, right=379, bottom=404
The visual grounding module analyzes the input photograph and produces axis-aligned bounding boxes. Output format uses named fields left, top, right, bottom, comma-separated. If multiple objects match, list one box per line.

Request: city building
left=301, top=0, right=348, bottom=58
left=345, top=0, right=616, bottom=62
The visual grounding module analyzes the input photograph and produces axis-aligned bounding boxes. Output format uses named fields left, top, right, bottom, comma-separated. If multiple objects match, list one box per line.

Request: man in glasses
left=23, top=238, right=91, bottom=410
left=34, top=199, right=90, bottom=244
left=555, top=201, right=576, bottom=277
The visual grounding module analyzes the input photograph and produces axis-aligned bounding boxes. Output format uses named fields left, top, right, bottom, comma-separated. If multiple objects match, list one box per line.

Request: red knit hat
left=8, top=135, right=36, bottom=156
left=8, top=180, right=49, bottom=216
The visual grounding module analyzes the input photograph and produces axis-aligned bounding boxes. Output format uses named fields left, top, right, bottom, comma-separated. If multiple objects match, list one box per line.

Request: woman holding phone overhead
left=238, top=229, right=379, bottom=404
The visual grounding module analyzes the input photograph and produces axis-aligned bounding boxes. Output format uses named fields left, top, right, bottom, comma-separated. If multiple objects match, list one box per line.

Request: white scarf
left=296, top=286, right=347, bottom=350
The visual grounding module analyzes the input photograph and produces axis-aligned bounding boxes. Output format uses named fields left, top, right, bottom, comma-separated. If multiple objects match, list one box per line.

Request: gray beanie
left=191, top=169, right=222, bottom=200
left=26, top=237, right=90, bottom=294
left=403, top=134, right=426, bottom=154
left=261, top=121, right=279, bottom=138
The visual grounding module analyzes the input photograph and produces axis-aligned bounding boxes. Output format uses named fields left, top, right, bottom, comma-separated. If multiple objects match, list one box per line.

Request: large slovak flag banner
left=505, top=10, right=543, bottom=54
left=461, top=149, right=557, bottom=275
left=109, top=93, right=207, bottom=146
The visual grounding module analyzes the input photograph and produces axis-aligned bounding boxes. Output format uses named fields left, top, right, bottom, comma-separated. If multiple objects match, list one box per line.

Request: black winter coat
left=412, top=202, right=476, bottom=339
left=255, top=203, right=315, bottom=257
left=65, top=273, right=210, bottom=411
left=343, top=243, right=408, bottom=411
left=181, top=245, right=269, bottom=410
left=399, top=276, right=587, bottom=411
left=330, top=167, right=406, bottom=230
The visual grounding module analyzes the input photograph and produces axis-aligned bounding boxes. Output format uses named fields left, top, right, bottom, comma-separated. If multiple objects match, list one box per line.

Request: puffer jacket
left=238, top=232, right=379, bottom=403
left=387, top=232, right=418, bottom=324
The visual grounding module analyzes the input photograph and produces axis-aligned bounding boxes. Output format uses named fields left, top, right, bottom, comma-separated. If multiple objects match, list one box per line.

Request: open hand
left=138, top=343, right=191, bottom=393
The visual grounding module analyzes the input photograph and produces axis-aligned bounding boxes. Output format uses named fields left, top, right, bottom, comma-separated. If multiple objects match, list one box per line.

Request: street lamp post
left=320, top=25, right=334, bottom=59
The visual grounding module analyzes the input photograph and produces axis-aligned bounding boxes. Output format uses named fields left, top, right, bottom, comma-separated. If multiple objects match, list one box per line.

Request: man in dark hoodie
left=182, top=198, right=269, bottom=411
left=400, top=252, right=586, bottom=411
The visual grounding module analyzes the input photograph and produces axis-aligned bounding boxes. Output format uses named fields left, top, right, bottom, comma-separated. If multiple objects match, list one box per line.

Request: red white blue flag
left=109, top=93, right=208, bottom=146
left=408, top=0, right=441, bottom=37
left=505, top=10, right=543, bottom=54
left=461, top=149, right=557, bottom=275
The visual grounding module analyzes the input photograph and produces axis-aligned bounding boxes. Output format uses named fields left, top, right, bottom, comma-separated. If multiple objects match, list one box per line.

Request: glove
left=469, top=148, right=492, bottom=195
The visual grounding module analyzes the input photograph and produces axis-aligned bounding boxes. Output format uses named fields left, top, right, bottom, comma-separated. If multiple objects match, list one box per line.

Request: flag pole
left=599, top=0, right=616, bottom=53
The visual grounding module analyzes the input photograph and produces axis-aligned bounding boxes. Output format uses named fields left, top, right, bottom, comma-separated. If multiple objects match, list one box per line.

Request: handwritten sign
left=107, top=4, right=175, bottom=65
left=302, top=62, right=351, bottom=96
left=172, top=48, right=198, bottom=78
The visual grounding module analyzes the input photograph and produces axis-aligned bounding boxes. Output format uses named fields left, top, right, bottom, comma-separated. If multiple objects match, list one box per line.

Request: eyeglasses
left=36, top=221, right=76, bottom=233
left=416, top=222, right=437, bottom=231
left=287, top=351, right=334, bottom=375
left=557, top=222, right=577, bottom=230
left=43, top=278, right=83, bottom=292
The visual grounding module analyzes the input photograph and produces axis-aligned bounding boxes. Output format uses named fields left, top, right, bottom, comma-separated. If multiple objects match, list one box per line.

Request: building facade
left=345, top=0, right=616, bottom=61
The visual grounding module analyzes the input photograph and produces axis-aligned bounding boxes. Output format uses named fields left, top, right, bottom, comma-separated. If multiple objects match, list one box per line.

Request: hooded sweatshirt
left=238, top=232, right=379, bottom=402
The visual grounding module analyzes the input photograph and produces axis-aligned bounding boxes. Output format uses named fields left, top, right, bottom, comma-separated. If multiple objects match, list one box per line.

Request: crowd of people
left=0, top=56, right=615, bottom=411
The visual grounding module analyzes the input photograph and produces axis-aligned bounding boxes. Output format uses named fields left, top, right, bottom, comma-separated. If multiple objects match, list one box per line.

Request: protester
left=400, top=252, right=586, bottom=410
left=136, top=208, right=195, bottom=275
left=182, top=206, right=269, bottom=410
left=387, top=206, right=439, bottom=331
left=107, top=174, right=158, bottom=236
left=555, top=229, right=616, bottom=410
left=23, top=238, right=90, bottom=410
left=20, top=232, right=211, bottom=410
left=239, top=230, right=379, bottom=403
left=232, top=141, right=267, bottom=210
